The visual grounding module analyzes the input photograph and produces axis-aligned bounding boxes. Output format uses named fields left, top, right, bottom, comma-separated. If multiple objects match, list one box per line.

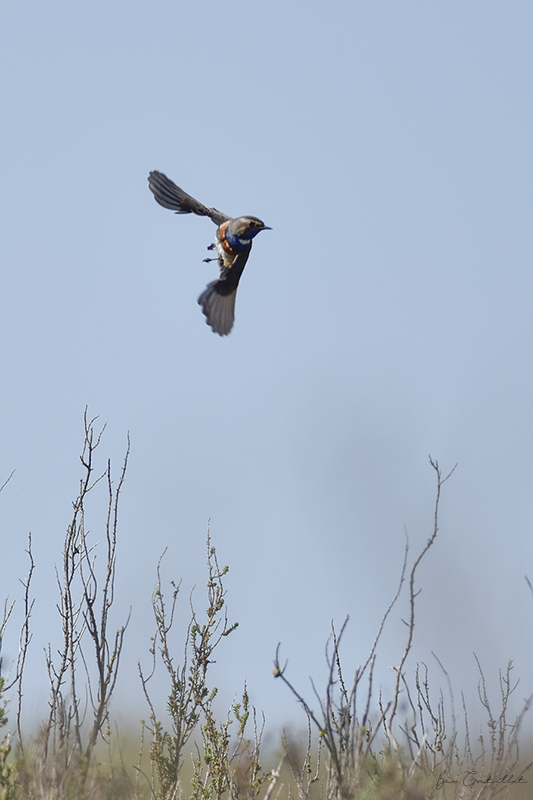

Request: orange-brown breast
left=216, top=220, right=240, bottom=267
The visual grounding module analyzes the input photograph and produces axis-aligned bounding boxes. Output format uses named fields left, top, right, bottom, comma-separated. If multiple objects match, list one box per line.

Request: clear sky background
left=1, top=1, right=533, bottom=736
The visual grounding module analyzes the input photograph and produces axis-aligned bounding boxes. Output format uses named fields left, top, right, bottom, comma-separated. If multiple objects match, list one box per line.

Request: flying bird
left=148, top=171, right=271, bottom=335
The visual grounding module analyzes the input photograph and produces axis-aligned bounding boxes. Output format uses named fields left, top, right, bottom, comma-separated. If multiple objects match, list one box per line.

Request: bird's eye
left=248, top=220, right=257, bottom=228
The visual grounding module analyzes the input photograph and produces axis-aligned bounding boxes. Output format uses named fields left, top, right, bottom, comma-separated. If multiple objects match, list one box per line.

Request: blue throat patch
left=224, top=229, right=250, bottom=251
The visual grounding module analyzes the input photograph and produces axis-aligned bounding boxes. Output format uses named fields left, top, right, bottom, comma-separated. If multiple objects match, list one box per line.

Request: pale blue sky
left=1, top=1, right=533, bottom=733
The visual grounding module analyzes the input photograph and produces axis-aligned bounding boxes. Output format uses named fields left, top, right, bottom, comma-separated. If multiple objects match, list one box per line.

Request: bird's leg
left=203, top=242, right=218, bottom=262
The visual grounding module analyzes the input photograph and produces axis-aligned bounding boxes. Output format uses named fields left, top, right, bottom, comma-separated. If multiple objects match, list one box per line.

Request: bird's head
left=230, top=216, right=272, bottom=243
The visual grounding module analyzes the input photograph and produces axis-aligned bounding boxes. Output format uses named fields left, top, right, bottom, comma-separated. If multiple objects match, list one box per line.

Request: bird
left=148, top=171, right=271, bottom=335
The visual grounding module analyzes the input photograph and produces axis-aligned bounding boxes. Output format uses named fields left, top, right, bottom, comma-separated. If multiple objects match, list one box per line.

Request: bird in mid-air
left=148, top=171, right=271, bottom=335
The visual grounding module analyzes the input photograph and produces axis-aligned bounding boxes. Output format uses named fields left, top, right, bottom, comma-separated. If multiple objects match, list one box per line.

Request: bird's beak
left=262, top=226, right=273, bottom=230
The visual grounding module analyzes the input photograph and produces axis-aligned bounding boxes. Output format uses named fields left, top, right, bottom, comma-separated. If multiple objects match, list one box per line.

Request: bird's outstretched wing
left=197, top=248, right=252, bottom=336
left=148, top=171, right=230, bottom=226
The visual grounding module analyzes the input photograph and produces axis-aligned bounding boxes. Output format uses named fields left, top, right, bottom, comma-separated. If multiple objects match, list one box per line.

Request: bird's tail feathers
left=198, top=281, right=237, bottom=336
